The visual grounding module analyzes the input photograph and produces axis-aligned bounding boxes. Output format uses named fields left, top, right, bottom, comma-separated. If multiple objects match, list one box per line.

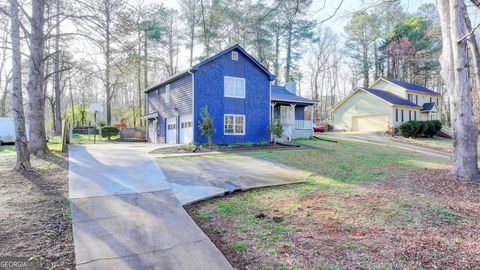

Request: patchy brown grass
left=188, top=170, right=480, bottom=269
left=0, top=152, right=74, bottom=269
left=186, top=137, right=479, bottom=270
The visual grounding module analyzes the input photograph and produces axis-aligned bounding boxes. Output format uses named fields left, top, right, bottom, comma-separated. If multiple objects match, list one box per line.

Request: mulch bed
left=0, top=153, right=75, bottom=269
left=186, top=169, right=480, bottom=269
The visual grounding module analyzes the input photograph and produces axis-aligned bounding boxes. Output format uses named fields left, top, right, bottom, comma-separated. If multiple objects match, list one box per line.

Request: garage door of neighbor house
left=179, top=114, right=193, bottom=144
left=351, top=114, right=389, bottom=132
left=166, top=117, right=177, bottom=144
left=148, top=119, right=157, bottom=143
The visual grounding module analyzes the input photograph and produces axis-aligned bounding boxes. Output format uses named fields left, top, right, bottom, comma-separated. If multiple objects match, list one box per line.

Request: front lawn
left=186, top=136, right=480, bottom=269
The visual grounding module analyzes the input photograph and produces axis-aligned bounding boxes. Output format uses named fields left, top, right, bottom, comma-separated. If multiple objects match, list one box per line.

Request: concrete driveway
left=69, top=143, right=308, bottom=269
left=157, top=156, right=310, bottom=205
left=69, top=143, right=233, bottom=270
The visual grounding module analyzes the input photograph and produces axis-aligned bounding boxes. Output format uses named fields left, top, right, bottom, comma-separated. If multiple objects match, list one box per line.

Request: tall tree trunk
left=9, top=0, right=31, bottom=170
left=144, top=30, right=148, bottom=88
left=285, top=28, right=293, bottom=82
left=53, top=0, right=62, bottom=135
left=105, top=1, right=112, bottom=125
left=27, top=0, right=48, bottom=155
left=69, top=79, right=75, bottom=125
left=438, top=0, right=479, bottom=181
left=274, top=32, right=280, bottom=84
left=463, top=9, right=480, bottom=126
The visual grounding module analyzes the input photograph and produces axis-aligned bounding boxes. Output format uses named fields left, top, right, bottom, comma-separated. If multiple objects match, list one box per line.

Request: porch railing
left=294, top=120, right=313, bottom=130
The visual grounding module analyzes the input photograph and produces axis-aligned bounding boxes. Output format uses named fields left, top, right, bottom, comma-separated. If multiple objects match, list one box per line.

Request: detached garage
left=332, top=88, right=420, bottom=132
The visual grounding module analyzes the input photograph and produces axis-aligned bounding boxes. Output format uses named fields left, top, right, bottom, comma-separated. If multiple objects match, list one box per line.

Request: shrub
left=198, top=106, right=215, bottom=147
left=100, top=126, right=119, bottom=140
left=268, top=117, right=283, bottom=146
left=421, top=121, right=437, bottom=138
left=399, top=120, right=443, bottom=138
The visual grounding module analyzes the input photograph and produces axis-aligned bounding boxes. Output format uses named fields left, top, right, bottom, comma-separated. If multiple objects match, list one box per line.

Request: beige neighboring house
left=332, top=78, right=441, bottom=132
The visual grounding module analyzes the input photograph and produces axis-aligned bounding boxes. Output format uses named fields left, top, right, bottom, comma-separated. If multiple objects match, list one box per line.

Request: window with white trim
left=224, top=114, right=245, bottom=135
left=181, top=121, right=192, bottom=129
left=166, top=84, right=171, bottom=102
left=231, top=51, right=238, bottom=61
left=224, top=76, right=245, bottom=98
left=167, top=123, right=176, bottom=130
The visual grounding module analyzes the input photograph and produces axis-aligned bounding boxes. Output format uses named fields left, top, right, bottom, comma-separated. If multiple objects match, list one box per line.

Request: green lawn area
left=187, top=136, right=480, bottom=269
left=392, top=136, right=454, bottom=153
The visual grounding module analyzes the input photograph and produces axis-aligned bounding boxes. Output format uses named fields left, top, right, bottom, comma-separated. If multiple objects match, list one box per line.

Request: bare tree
left=27, top=0, right=49, bottom=155
left=9, top=0, right=31, bottom=170
left=437, top=0, right=479, bottom=181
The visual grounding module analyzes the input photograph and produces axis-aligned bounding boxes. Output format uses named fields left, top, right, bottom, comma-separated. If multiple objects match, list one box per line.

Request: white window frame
left=224, top=76, right=245, bottom=98
left=231, top=51, right=239, bottom=61
left=224, top=114, right=245, bottom=135
left=166, top=84, right=171, bottom=102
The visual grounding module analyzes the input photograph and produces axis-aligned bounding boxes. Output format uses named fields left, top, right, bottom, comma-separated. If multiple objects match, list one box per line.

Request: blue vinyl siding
left=147, top=74, right=192, bottom=141
left=193, top=48, right=271, bottom=144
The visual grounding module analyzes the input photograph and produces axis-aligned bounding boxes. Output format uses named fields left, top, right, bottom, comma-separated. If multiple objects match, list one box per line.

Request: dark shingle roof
left=421, top=102, right=436, bottom=111
left=271, top=86, right=315, bottom=104
left=363, top=88, right=419, bottom=107
left=384, top=78, right=441, bottom=96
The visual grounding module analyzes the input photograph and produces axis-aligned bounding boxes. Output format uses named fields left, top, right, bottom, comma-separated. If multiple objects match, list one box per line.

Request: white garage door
left=166, top=117, right=177, bottom=144
left=179, top=114, right=193, bottom=144
left=352, top=114, right=388, bottom=132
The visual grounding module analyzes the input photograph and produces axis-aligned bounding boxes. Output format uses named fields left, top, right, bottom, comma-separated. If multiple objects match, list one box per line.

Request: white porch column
left=289, top=104, right=296, bottom=141
left=271, top=102, right=276, bottom=122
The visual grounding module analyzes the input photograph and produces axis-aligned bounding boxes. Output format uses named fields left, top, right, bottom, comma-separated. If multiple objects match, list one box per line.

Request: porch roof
left=139, top=111, right=159, bottom=119
left=271, top=86, right=315, bottom=105
left=420, top=102, right=437, bottom=112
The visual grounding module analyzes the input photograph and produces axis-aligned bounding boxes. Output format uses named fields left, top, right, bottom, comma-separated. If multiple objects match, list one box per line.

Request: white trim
left=224, top=76, right=246, bottom=98
left=231, top=51, right=239, bottom=61
left=166, top=84, right=171, bottom=102
left=223, top=114, right=245, bottom=135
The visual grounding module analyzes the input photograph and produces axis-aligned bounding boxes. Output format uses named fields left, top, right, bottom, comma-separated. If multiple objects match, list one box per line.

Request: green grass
left=233, top=241, right=247, bottom=252
left=431, top=206, right=463, bottom=224
left=244, top=135, right=448, bottom=183
left=190, top=135, right=456, bottom=269
left=0, top=145, right=15, bottom=154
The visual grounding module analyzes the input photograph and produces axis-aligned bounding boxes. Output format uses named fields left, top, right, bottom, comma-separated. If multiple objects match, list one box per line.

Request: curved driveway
left=69, top=143, right=308, bottom=270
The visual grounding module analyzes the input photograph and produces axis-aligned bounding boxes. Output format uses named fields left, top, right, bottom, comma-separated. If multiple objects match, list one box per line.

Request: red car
left=313, top=125, right=326, bottom=132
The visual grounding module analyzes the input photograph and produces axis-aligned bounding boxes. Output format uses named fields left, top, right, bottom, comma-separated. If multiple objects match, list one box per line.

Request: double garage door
left=166, top=114, right=193, bottom=144
left=351, top=114, right=388, bottom=132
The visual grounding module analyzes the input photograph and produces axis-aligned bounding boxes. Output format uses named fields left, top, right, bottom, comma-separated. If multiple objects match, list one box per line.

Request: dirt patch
left=150, top=142, right=300, bottom=155
left=186, top=169, right=480, bottom=269
left=0, top=153, right=74, bottom=269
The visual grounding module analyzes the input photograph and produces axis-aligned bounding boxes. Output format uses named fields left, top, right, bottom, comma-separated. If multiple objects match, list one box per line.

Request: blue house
left=142, top=44, right=315, bottom=144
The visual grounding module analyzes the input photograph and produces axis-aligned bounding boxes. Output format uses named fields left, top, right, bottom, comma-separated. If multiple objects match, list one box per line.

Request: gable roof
left=145, top=44, right=275, bottom=93
left=420, top=102, right=437, bottom=111
left=271, top=86, right=315, bottom=104
left=383, top=78, right=441, bottom=96
left=363, top=88, right=419, bottom=107
left=332, top=87, right=419, bottom=112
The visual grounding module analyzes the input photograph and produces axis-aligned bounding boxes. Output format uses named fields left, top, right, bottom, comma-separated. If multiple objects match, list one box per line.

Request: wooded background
left=0, top=0, right=456, bottom=130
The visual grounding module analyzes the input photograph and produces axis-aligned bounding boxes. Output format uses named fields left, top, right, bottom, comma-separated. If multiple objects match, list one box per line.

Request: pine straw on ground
left=187, top=169, right=480, bottom=270
left=0, top=153, right=75, bottom=269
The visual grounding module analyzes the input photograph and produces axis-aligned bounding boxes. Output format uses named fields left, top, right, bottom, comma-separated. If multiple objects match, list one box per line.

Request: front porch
left=271, top=102, right=314, bottom=141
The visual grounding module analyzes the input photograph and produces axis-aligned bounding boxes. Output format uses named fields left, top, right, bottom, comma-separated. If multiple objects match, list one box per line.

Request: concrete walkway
left=69, top=143, right=233, bottom=270
left=69, top=143, right=309, bottom=269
